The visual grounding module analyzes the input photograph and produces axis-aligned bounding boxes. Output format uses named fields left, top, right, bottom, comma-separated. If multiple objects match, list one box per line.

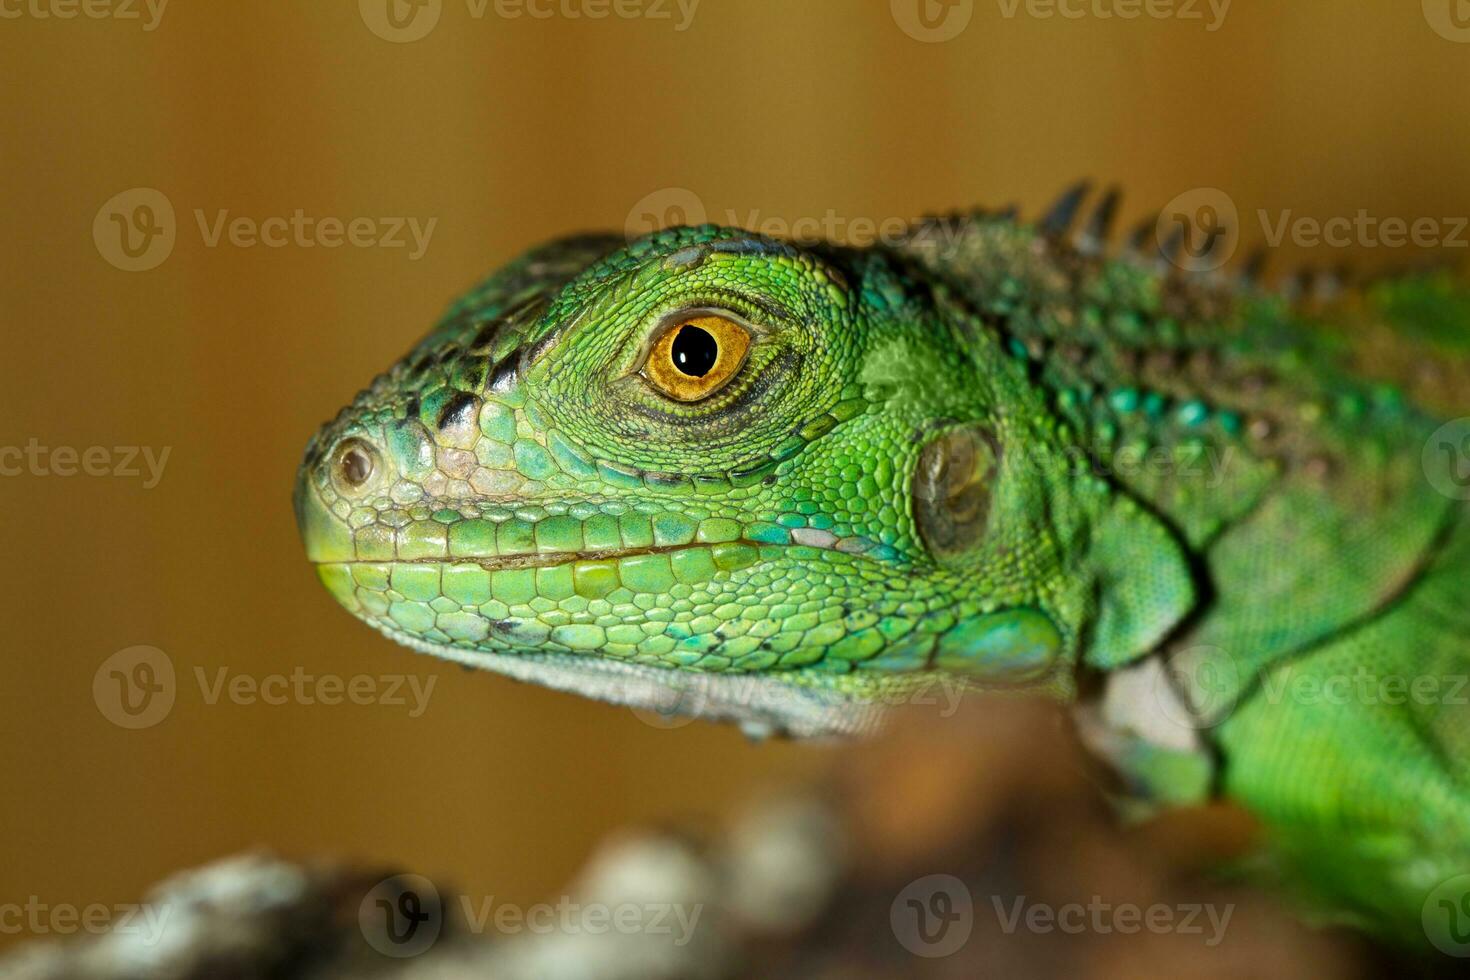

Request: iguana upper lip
left=315, top=542, right=749, bottom=569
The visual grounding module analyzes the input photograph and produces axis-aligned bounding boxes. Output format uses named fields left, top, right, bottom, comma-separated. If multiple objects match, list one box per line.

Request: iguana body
left=296, top=186, right=1470, bottom=945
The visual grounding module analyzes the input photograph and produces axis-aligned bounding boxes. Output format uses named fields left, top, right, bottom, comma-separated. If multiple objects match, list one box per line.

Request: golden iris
left=642, top=313, right=752, bottom=402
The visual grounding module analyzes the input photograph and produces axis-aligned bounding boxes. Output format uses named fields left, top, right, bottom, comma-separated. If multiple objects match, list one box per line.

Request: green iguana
left=295, top=183, right=1470, bottom=948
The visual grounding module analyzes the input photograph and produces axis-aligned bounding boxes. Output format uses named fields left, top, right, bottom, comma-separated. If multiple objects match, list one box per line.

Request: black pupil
left=341, top=448, right=372, bottom=485
left=670, top=325, right=719, bottom=378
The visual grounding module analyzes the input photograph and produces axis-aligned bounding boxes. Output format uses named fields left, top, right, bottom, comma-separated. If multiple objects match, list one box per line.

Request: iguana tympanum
left=296, top=184, right=1470, bottom=946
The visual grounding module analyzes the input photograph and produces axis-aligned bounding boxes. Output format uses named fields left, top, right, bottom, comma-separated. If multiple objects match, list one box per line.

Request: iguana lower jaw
left=376, top=625, right=887, bottom=738
left=294, top=457, right=1027, bottom=730
left=296, top=476, right=958, bottom=737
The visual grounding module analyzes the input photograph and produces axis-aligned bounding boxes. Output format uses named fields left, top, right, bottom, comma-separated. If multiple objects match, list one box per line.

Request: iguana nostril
left=332, top=438, right=378, bottom=492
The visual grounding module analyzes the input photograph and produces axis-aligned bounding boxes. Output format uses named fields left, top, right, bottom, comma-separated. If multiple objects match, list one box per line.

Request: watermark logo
left=891, top=874, right=973, bottom=957
left=1154, top=645, right=1238, bottom=730
left=0, top=0, right=168, bottom=30
left=93, top=187, right=175, bottom=272
left=359, top=0, right=443, bottom=43
left=624, top=186, right=708, bottom=242
left=1157, top=187, right=1239, bottom=272
left=1424, top=874, right=1470, bottom=956
left=891, top=0, right=974, bottom=42
left=360, top=875, right=443, bottom=958
left=93, top=645, right=176, bottom=730
left=1423, top=0, right=1470, bottom=43
left=628, top=684, right=708, bottom=730
left=1425, top=418, right=1470, bottom=501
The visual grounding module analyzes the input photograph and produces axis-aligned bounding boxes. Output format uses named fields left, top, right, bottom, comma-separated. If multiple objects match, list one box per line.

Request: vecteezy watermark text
left=193, top=209, right=436, bottom=259
left=1260, top=665, right=1470, bottom=708
left=358, top=0, right=699, bottom=43
left=995, top=0, right=1231, bottom=31
left=0, top=0, right=167, bottom=30
left=357, top=875, right=703, bottom=958
left=93, top=188, right=437, bottom=272
left=624, top=187, right=984, bottom=250
left=461, top=894, right=702, bottom=944
left=93, top=646, right=437, bottom=729
left=1153, top=645, right=1470, bottom=738
left=1156, top=186, right=1470, bottom=274
left=0, top=440, right=169, bottom=488
left=1259, top=209, right=1469, bottom=250
left=991, top=894, right=1234, bottom=945
left=194, top=666, right=437, bottom=717
left=0, top=897, right=171, bottom=945
left=890, top=876, right=1233, bottom=956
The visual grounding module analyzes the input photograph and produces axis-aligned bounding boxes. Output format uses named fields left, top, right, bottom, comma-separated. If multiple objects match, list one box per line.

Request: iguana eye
left=642, top=313, right=751, bottom=402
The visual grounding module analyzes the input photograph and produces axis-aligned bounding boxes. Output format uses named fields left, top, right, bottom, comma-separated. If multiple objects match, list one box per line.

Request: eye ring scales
left=642, top=312, right=752, bottom=402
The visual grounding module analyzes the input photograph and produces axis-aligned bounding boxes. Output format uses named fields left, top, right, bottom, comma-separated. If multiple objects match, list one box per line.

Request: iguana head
left=295, top=221, right=1193, bottom=735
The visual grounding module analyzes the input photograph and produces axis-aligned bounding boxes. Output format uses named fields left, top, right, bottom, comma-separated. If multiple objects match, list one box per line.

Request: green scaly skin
left=296, top=192, right=1470, bottom=946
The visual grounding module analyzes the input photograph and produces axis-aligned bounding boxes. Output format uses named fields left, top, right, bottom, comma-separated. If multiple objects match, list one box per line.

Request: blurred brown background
left=2, top=0, right=1469, bottom=950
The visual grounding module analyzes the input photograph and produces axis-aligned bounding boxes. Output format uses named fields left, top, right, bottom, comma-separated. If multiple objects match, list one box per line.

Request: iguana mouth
left=315, top=541, right=761, bottom=571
